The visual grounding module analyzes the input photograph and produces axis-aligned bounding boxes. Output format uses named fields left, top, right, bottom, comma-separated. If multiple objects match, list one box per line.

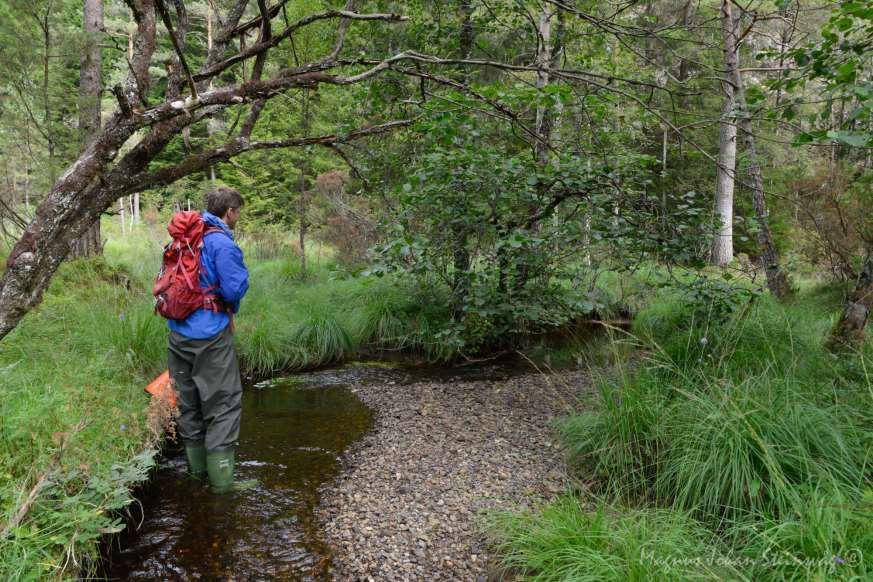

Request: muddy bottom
left=102, top=375, right=374, bottom=581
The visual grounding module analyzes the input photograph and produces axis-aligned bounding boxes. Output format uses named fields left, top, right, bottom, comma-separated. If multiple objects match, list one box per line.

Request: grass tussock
left=234, top=258, right=457, bottom=375
left=492, top=281, right=873, bottom=581
left=489, top=496, right=739, bottom=581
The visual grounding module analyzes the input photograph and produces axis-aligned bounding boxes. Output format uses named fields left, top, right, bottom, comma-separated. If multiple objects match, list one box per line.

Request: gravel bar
left=315, top=370, right=595, bottom=581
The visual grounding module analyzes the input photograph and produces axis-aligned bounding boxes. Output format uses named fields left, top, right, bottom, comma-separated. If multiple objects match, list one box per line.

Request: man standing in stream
left=167, top=187, right=249, bottom=493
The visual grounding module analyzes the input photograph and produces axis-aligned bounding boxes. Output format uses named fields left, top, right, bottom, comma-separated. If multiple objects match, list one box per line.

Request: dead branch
left=155, top=0, right=197, bottom=98
left=194, top=8, right=408, bottom=82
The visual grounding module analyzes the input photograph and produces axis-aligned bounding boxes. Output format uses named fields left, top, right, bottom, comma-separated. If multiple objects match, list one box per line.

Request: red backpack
left=153, top=211, right=226, bottom=321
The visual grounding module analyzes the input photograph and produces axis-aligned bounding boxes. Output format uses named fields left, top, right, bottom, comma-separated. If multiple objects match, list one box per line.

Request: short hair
left=205, top=187, right=244, bottom=217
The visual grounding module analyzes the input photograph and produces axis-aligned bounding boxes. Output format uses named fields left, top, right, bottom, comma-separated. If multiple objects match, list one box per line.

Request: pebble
left=314, top=370, right=595, bottom=580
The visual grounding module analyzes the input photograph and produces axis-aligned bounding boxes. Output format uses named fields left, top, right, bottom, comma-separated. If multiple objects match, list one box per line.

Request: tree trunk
left=711, top=0, right=738, bottom=267
left=298, top=89, right=310, bottom=278
left=534, top=6, right=555, bottom=167
left=451, top=0, right=476, bottom=314
left=70, top=0, right=104, bottom=258
left=40, top=10, right=57, bottom=185
left=829, top=247, right=873, bottom=347
left=728, top=7, right=791, bottom=298
left=458, top=0, right=474, bottom=82
left=119, top=198, right=126, bottom=235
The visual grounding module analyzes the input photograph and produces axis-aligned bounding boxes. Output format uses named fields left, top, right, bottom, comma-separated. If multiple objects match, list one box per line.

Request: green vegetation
left=234, top=257, right=455, bottom=374
left=490, top=497, right=740, bottom=581
left=0, top=250, right=159, bottom=579
left=489, top=281, right=873, bottom=580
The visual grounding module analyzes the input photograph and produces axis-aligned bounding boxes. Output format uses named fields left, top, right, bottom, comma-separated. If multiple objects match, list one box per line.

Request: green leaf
left=835, top=61, right=857, bottom=84
left=835, top=16, right=854, bottom=32
left=826, top=130, right=869, bottom=147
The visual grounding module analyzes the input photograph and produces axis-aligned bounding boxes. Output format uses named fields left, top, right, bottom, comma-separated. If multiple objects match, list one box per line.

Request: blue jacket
left=168, top=211, right=249, bottom=340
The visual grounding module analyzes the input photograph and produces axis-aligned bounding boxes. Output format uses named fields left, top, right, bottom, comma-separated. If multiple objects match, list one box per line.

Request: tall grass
left=0, top=248, right=160, bottom=579
left=234, top=257, right=457, bottom=375
left=492, top=282, right=873, bottom=580
left=489, top=497, right=740, bottom=581
left=656, top=377, right=863, bottom=523
left=732, top=485, right=873, bottom=580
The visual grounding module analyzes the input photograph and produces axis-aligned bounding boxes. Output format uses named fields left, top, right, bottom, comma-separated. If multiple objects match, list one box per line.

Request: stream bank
left=315, top=368, right=594, bottom=580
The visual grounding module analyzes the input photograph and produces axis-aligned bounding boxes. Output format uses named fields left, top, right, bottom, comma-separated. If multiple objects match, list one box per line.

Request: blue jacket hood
left=202, top=211, right=235, bottom=240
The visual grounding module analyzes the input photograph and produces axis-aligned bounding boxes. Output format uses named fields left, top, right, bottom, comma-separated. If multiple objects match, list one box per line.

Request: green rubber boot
left=184, top=443, right=207, bottom=480
left=206, top=449, right=236, bottom=493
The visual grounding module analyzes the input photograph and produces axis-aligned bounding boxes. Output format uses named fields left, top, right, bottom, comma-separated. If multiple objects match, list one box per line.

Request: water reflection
left=103, top=381, right=372, bottom=581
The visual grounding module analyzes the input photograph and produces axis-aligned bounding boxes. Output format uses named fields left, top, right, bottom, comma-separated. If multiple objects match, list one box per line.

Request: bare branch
left=155, top=0, right=197, bottom=98
left=129, top=119, right=415, bottom=192
left=240, top=100, right=266, bottom=138
left=324, top=143, right=369, bottom=187
left=194, top=9, right=408, bottom=82
left=389, top=65, right=542, bottom=148
left=326, top=0, right=359, bottom=62
left=165, top=0, right=192, bottom=100
left=112, top=84, right=134, bottom=117
left=121, top=0, right=157, bottom=108
left=228, top=0, right=288, bottom=37
left=249, top=0, right=272, bottom=82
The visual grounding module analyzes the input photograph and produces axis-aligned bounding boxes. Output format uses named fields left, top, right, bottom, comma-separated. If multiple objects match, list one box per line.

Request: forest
left=0, top=0, right=871, bottom=579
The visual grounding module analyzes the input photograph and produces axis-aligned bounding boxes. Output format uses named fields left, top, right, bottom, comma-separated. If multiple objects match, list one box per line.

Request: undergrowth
left=0, top=254, right=160, bottom=580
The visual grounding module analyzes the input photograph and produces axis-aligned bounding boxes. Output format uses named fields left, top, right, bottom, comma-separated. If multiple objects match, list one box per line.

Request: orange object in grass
left=145, top=370, right=178, bottom=408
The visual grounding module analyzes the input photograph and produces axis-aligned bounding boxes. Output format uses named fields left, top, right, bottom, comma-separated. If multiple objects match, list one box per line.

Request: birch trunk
left=727, top=6, right=791, bottom=298
left=711, top=0, right=738, bottom=267
left=119, top=198, right=126, bottom=235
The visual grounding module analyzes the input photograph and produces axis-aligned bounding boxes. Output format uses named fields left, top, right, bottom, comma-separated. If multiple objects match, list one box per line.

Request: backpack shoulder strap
left=203, top=225, right=227, bottom=238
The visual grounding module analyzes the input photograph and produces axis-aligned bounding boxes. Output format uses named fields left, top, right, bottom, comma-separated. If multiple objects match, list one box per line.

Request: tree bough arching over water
left=0, top=0, right=415, bottom=339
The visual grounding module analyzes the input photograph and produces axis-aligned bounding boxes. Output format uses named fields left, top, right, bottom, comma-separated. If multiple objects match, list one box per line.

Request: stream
left=99, top=360, right=534, bottom=581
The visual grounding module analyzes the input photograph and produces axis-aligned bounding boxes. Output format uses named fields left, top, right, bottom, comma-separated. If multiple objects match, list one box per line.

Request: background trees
left=0, top=0, right=870, bottom=347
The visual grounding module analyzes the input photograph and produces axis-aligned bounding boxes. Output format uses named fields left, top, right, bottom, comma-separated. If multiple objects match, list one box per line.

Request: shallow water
left=102, top=374, right=375, bottom=580
left=100, top=359, right=537, bottom=580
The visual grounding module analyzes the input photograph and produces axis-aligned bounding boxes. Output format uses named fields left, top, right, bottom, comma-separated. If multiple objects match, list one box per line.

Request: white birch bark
left=711, top=0, right=739, bottom=267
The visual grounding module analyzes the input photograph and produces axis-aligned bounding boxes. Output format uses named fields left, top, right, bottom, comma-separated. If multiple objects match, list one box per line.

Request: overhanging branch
left=194, top=9, right=408, bottom=82
left=128, top=119, right=415, bottom=192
